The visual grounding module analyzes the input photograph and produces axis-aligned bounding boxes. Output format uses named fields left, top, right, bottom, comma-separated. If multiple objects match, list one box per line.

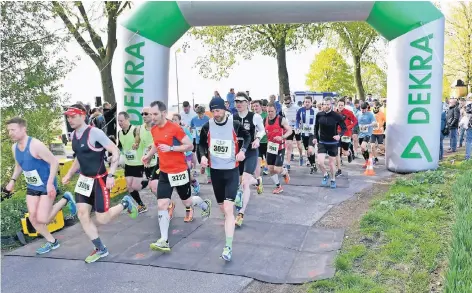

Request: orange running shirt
left=373, top=111, right=386, bottom=135
left=150, top=120, right=188, bottom=174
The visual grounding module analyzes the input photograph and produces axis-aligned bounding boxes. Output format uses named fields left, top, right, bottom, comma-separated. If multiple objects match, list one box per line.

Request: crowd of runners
left=5, top=91, right=390, bottom=263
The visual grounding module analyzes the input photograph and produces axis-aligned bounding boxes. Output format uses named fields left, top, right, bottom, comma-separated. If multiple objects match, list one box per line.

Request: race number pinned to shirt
left=169, top=170, right=189, bottom=187
left=360, top=125, right=369, bottom=133
left=196, top=127, right=202, bottom=137
left=74, top=174, right=94, bottom=197
left=267, top=141, right=279, bottom=155
left=125, top=150, right=137, bottom=163
left=372, top=123, right=380, bottom=131
left=23, top=170, right=44, bottom=187
left=341, top=136, right=351, bottom=143
left=210, top=139, right=232, bottom=159
left=302, top=124, right=314, bottom=135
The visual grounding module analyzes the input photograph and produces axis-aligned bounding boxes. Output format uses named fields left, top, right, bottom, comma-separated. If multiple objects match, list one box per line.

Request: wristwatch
left=107, top=173, right=115, bottom=178
left=170, top=146, right=174, bottom=151
left=240, top=148, right=247, bottom=153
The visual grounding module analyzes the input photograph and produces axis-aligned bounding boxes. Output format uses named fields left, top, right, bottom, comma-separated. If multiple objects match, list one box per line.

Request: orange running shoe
left=283, top=172, right=290, bottom=184
left=184, top=207, right=194, bottom=222
left=273, top=186, right=284, bottom=194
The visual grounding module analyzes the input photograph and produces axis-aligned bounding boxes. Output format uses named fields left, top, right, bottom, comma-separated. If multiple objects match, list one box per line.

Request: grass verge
left=309, top=155, right=471, bottom=293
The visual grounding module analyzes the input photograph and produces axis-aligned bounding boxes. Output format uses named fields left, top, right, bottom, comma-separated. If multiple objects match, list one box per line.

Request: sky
left=59, top=1, right=452, bottom=111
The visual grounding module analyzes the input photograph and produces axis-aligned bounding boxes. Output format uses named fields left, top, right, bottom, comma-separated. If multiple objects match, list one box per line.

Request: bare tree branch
left=76, top=1, right=105, bottom=58
left=51, top=1, right=101, bottom=65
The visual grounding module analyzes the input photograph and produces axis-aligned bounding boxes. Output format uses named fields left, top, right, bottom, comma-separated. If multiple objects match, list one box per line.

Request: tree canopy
left=305, top=48, right=355, bottom=96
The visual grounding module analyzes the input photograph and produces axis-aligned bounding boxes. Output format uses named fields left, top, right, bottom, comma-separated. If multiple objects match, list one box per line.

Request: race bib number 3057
left=23, top=170, right=44, bottom=187
left=210, top=139, right=232, bottom=159
left=74, top=174, right=94, bottom=197
left=169, top=170, right=189, bottom=187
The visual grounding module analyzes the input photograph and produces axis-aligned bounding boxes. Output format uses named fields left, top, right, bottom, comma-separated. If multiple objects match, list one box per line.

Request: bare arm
left=173, top=135, right=193, bottom=152
left=32, top=139, right=59, bottom=185
left=134, top=126, right=140, bottom=146
left=10, top=144, right=23, bottom=180
left=66, top=158, right=81, bottom=177
left=281, top=117, right=293, bottom=139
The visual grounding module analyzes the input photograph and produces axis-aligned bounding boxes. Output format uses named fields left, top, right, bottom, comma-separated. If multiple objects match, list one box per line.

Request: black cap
left=209, top=97, right=226, bottom=111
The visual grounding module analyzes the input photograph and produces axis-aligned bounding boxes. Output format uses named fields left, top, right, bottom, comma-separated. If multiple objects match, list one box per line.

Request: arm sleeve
left=90, top=127, right=113, bottom=148
left=347, top=111, right=357, bottom=130
left=198, top=122, right=210, bottom=157
left=314, top=113, right=320, bottom=141
left=296, top=108, right=301, bottom=129
left=235, top=120, right=251, bottom=150
left=254, top=114, right=266, bottom=140
left=338, top=114, right=348, bottom=137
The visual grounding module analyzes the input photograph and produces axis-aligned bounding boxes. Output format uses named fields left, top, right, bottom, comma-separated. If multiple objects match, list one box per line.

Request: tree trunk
left=275, top=42, right=290, bottom=102
left=99, top=61, right=116, bottom=105
left=353, top=54, right=365, bottom=100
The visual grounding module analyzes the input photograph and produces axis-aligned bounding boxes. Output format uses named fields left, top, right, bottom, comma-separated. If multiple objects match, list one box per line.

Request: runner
left=370, top=101, right=386, bottom=164
left=190, top=105, right=210, bottom=182
left=312, top=97, right=347, bottom=188
left=351, top=99, right=361, bottom=158
left=172, top=114, right=202, bottom=218
left=5, top=117, right=77, bottom=254
left=296, top=96, right=318, bottom=174
left=134, top=107, right=158, bottom=181
left=61, top=104, right=138, bottom=263
left=252, top=100, right=268, bottom=178
left=335, top=98, right=358, bottom=177
left=117, top=112, right=148, bottom=213
left=198, top=97, right=251, bottom=261
left=233, top=92, right=266, bottom=227
left=264, top=102, right=292, bottom=194
left=142, top=101, right=211, bottom=252
left=356, top=102, right=377, bottom=168
left=283, top=96, right=302, bottom=170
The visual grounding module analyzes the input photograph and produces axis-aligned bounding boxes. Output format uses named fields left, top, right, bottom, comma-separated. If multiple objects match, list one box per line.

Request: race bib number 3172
left=169, top=170, right=189, bottom=187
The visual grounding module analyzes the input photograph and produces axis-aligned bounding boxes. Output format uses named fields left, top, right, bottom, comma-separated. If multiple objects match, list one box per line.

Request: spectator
left=89, top=107, right=107, bottom=132
left=180, top=101, right=196, bottom=127
left=269, top=94, right=282, bottom=114
left=446, top=98, right=461, bottom=152
left=226, top=88, right=235, bottom=111
left=213, top=91, right=221, bottom=99
left=102, top=102, right=117, bottom=139
left=440, top=110, right=447, bottom=160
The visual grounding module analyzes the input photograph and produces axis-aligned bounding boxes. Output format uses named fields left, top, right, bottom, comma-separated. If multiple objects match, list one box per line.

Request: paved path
left=3, top=155, right=394, bottom=293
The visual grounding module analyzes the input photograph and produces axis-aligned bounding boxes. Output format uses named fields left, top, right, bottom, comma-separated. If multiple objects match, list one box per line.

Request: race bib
left=196, top=127, right=202, bottom=137
left=169, top=170, right=189, bottom=187
left=144, top=148, right=157, bottom=165
left=125, top=150, right=137, bottom=163
left=360, top=125, right=369, bottom=133
left=302, top=124, right=314, bottom=135
left=74, top=174, right=94, bottom=197
left=23, top=170, right=44, bottom=187
left=372, top=122, right=380, bottom=131
left=341, top=136, right=351, bottom=143
left=267, top=141, right=279, bottom=155
left=210, top=139, right=232, bottom=159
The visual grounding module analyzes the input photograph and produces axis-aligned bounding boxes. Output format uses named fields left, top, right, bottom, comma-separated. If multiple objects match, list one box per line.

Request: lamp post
left=175, top=48, right=181, bottom=113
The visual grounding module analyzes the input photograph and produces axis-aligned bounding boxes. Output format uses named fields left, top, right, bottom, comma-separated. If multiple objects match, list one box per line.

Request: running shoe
left=192, top=179, right=201, bottom=195
left=235, top=186, right=243, bottom=211
left=256, top=177, right=263, bottom=195
left=221, top=246, right=232, bottom=261
left=273, top=186, right=283, bottom=194
left=150, top=238, right=170, bottom=252
left=36, top=240, right=60, bottom=255
left=330, top=180, right=337, bottom=189
left=201, top=199, right=212, bottom=218
left=235, top=213, right=244, bottom=227
left=63, top=191, right=77, bottom=216
left=85, top=247, right=109, bottom=263
left=122, top=195, right=138, bottom=219
left=138, top=204, right=148, bottom=214
left=321, top=174, right=329, bottom=187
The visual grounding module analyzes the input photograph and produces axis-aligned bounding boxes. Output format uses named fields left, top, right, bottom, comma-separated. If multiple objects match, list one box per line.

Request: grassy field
left=309, top=154, right=472, bottom=293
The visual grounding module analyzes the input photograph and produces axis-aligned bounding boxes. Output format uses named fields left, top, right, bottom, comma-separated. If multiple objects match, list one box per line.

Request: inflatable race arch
left=118, top=1, right=444, bottom=173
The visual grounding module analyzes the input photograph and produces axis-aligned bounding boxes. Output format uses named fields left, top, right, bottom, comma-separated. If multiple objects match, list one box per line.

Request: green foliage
left=445, top=160, right=472, bottom=292
left=188, top=23, right=322, bottom=97
left=325, top=21, right=381, bottom=100
left=305, top=48, right=355, bottom=96
left=444, top=1, right=472, bottom=87
left=309, top=160, right=465, bottom=293
left=1, top=1, right=74, bottom=186
left=361, top=62, right=387, bottom=98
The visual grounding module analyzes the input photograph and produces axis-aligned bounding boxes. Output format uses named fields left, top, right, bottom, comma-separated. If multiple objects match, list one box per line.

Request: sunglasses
left=141, top=112, right=149, bottom=116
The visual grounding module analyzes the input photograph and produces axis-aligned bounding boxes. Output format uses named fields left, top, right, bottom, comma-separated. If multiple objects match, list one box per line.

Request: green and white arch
left=118, top=1, right=444, bottom=173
